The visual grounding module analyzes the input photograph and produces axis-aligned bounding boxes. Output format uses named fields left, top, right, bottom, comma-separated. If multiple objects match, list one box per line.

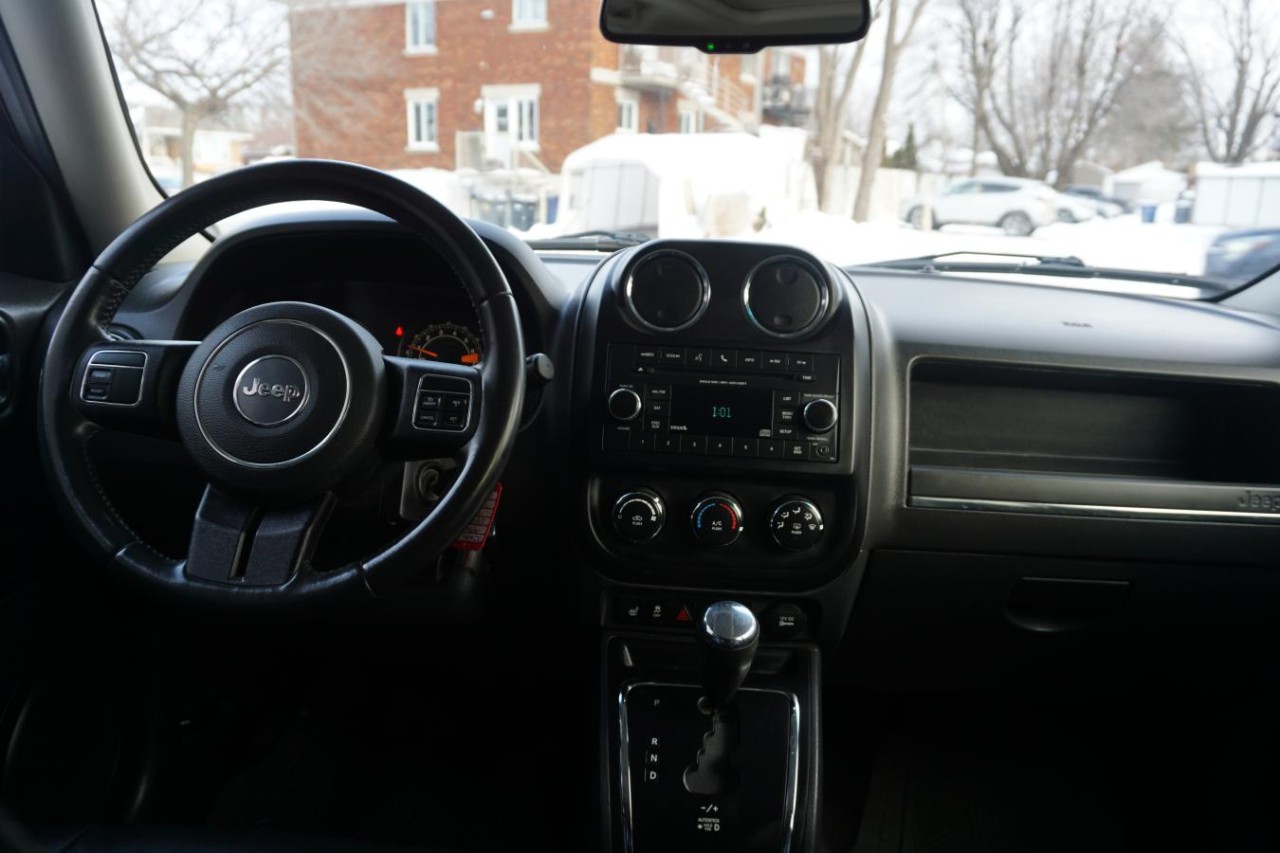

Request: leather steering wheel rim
left=37, top=159, right=525, bottom=611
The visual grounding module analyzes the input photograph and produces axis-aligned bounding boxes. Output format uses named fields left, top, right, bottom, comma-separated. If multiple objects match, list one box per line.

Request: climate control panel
left=607, top=487, right=828, bottom=554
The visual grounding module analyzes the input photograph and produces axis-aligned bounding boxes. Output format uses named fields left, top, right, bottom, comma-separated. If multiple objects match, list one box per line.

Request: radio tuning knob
left=607, top=387, right=643, bottom=422
left=801, top=398, right=838, bottom=434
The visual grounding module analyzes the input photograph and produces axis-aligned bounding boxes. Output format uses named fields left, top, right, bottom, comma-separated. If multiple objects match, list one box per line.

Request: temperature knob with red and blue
left=690, top=494, right=744, bottom=547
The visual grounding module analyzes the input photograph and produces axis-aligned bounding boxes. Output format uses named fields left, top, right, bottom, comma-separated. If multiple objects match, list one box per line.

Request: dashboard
left=107, top=211, right=1280, bottom=690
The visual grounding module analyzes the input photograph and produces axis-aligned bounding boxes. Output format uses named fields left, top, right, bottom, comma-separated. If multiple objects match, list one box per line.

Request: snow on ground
left=753, top=211, right=1225, bottom=277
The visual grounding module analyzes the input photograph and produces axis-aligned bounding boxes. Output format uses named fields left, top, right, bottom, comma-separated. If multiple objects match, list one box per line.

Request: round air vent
left=743, top=256, right=830, bottom=338
left=623, top=250, right=710, bottom=332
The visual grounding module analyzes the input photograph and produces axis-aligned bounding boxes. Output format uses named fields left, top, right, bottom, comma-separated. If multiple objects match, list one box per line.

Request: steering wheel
left=37, top=160, right=525, bottom=612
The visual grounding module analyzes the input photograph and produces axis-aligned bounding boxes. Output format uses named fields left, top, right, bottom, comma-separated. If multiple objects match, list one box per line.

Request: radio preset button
left=760, top=439, right=784, bottom=458
left=656, top=435, right=679, bottom=453
left=735, top=438, right=759, bottom=457
left=681, top=434, right=706, bottom=454
left=636, top=433, right=656, bottom=452
left=708, top=436, right=732, bottom=456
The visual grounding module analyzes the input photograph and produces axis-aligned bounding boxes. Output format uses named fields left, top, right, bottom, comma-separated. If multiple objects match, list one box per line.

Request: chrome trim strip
left=909, top=495, right=1280, bottom=524
left=193, top=320, right=352, bottom=470
left=623, top=250, right=711, bottom=333
left=80, top=350, right=147, bottom=407
left=742, top=255, right=831, bottom=340
left=617, top=681, right=801, bottom=853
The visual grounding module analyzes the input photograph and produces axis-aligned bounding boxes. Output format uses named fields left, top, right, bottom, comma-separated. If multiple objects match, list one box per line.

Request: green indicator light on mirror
left=707, top=43, right=715, bottom=51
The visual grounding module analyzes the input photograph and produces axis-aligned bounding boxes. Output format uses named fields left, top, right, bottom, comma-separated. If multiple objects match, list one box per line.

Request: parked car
left=1063, top=185, right=1130, bottom=216
left=1055, top=192, right=1099, bottom=224
left=1204, top=228, right=1280, bottom=282
left=903, top=177, right=1060, bottom=236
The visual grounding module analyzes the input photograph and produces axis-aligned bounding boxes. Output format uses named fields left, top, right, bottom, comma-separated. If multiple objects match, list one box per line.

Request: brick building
left=286, top=0, right=808, bottom=174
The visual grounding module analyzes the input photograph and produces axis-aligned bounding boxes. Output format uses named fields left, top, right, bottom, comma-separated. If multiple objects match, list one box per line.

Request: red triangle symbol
left=675, top=606, right=692, bottom=623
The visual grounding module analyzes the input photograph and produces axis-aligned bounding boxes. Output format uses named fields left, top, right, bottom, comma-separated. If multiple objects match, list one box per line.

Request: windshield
left=96, top=0, right=1280, bottom=294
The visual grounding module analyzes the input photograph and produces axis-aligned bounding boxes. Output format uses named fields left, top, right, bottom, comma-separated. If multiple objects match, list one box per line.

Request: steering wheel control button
left=414, top=377, right=472, bottom=431
left=607, top=387, right=643, bottom=422
left=624, top=250, right=711, bottom=332
left=801, top=398, right=838, bottom=434
left=691, top=494, right=744, bottom=547
left=80, top=350, right=147, bottom=406
left=770, top=498, right=824, bottom=551
left=744, top=256, right=831, bottom=339
left=233, top=355, right=308, bottom=426
left=613, top=490, right=666, bottom=543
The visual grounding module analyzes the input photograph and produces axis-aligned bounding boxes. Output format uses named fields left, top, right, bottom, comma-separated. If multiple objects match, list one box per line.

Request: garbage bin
left=1140, top=203, right=1157, bottom=224
left=1174, top=202, right=1192, bottom=224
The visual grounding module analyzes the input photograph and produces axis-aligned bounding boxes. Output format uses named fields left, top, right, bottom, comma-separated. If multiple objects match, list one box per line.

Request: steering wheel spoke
left=73, top=340, right=198, bottom=437
left=381, top=355, right=480, bottom=459
left=185, top=485, right=335, bottom=587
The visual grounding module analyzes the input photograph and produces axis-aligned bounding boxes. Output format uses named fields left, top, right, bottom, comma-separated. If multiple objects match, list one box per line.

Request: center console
left=569, top=240, right=871, bottom=853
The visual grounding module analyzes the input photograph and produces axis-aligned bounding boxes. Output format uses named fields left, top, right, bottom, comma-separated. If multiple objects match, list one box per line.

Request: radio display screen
left=669, top=386, right=773, bottom=437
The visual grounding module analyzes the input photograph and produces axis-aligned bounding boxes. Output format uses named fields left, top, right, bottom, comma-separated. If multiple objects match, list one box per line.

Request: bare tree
left=808, top=1, right=881, bottom=212
left=102, top=0, right=287, bottom=187
left=1179, top=0, right=1280, bottom=164
left=851, top=0, right=931, bottom=221
left=950, top=0, right=1161, bottom=187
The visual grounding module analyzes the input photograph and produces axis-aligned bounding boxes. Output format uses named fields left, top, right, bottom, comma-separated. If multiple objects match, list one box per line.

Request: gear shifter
left=697, top=601, right=760, bottom=711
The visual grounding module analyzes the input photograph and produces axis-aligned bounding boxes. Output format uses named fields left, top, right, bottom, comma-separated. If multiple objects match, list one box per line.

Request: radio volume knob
left=607, top=387, right=643, bottom=422
left=801, top=398, right=838, bottom=434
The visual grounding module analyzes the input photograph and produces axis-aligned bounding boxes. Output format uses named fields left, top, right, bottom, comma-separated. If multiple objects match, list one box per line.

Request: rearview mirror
left=600, top=0, right=871, bottom=52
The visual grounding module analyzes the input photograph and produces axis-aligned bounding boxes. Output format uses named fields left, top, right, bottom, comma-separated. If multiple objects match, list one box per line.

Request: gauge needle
left=406, top=345, right=438, bottom=357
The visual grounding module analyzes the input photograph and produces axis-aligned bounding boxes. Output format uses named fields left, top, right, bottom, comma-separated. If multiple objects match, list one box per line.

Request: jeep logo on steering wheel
left=233, top=355, right=308, bottom=427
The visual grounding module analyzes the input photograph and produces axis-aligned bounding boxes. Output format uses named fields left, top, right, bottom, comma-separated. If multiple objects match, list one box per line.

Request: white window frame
left=405, top=1, right=437, bottom=55
left=510, top=0, right=548, bottom=31
left=739, top=52, right=761, bottom=82
left=405, top=87, right=440, bottom=152
left=482, top=84, right=540, bottom=152
left=616, top=91, right=639, bottom=133
left=678, top=102, right=700, bottom=134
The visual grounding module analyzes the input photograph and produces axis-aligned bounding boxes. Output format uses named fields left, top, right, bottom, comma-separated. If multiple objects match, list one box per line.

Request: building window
left=516, top=96, right=538, bottom=144
left=511, top=0, right=547, bottom=29
left=772, top=50, right=793, bottom=79
left=740, top=53, right=761, bottom=80
left=406, top=1, right=436, bottom=53
left=482, top=84, right=541, bottom=159
left=405, top=88, right=439, bottom=150
left=617, top=94, right=638, bottom=133
left=678, top=105, right=700, bottom=133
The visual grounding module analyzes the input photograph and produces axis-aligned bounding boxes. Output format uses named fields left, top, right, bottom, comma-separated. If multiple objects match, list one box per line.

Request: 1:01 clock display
left=669, top=386, right=773, bottom=437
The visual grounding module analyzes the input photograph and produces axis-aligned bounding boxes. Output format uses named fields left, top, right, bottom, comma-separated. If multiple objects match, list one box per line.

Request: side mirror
left=600, top=0, right=872, bottom=53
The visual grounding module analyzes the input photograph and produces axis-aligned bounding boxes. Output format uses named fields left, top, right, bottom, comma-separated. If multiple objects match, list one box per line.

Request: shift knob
left=697, top=601, right=760, bottom=711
